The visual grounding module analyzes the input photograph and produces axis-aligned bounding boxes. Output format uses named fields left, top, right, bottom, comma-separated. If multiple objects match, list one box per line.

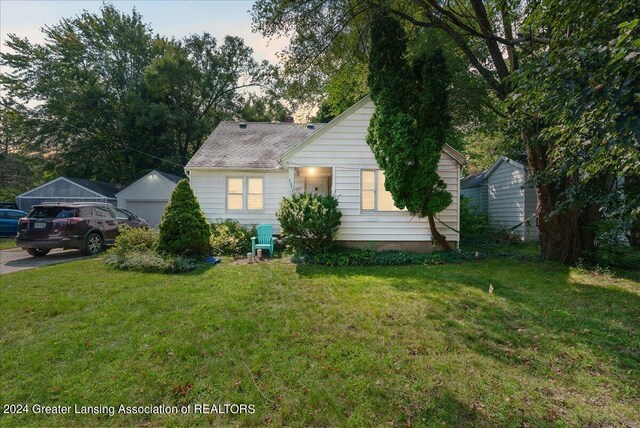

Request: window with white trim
left=226, top=177, right=264, bottom=211
left=360, top=170, right=402, bottom=212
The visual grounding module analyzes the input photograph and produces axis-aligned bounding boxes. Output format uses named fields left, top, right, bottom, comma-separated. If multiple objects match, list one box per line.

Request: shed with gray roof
left=16, top=177, right=121, bottom=212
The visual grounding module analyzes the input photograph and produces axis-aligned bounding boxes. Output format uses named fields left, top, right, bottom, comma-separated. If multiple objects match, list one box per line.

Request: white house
left=461, top=156, right=538, bottom=241
left=185, top=96, right=465, bottom=251
left=116, top=170, right=182, bottom=227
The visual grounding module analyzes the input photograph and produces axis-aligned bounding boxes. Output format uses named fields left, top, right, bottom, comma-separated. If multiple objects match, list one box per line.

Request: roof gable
left=116, top=170, right=180, bottom=198
left=281, top=95, right=466, bottom=166
left=17, top=177, right=121, bottom=199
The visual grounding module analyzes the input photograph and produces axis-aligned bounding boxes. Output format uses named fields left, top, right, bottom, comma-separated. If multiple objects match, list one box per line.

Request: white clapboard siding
left=189, top=170, right=289, bottom=233
left=287, top=99, right=460, bottom=243
left=487, top=161, right=526, bottom=236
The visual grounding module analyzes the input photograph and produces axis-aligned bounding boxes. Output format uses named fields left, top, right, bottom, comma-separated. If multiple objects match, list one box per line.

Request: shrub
left=158, top=179, right=212, bottom=257
left=294, top=248, right=474, bottom=266
left=111, top=225, right=158, bottom=256
left=105, top=249, right=199, bottom=273
left=459, top=197, right=493, bottom=242
left=210, top=220, right=257, bottom=256
left=276, top=193, right=342, bottom=254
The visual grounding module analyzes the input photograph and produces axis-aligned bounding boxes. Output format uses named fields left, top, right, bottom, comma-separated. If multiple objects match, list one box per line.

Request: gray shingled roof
left=187, top=122, right=325, bottom=169
left=461, top=171, right=488, bottom=188
left=156, top=170, right=183, bottom=183
left=64, top=177, right=122, bottom=198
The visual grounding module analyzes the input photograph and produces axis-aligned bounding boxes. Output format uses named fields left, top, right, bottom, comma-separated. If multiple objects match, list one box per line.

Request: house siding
left=286, top=99, right=460, bottom=243
left=189, top=170, right=290, bottom=233
left=116, top=171, right=176, bottom=204
left=487, top=161, right=526, bottom=237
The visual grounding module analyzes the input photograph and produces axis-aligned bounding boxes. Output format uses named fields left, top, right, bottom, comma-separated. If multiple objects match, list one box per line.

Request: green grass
left=1, top=257, right=639, bottom=427
left=0, top=237, right=16, bottom=250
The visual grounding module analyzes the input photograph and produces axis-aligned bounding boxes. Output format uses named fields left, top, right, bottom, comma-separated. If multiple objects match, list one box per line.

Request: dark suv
left=16, top=203, right=148, bottom=256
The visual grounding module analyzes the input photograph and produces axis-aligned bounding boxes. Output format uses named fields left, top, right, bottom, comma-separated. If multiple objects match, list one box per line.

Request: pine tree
left=158, top=179, right=212, bottom=257
left=367, top=12, right=453, bottom=250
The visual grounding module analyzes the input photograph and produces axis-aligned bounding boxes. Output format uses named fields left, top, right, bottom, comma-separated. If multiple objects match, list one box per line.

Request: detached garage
left=16, top=177, right=121, bottom=212
left=116, top=170, right=182, bottom=227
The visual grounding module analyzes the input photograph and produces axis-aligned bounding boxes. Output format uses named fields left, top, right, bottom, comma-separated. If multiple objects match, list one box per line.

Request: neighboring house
left=186, top=96, right=465, bottom=251
left=16, top=177, right=121, bottom=212
left=461, top=156, right=539, bottom=241
left=116, top=170, right=182, bottom=227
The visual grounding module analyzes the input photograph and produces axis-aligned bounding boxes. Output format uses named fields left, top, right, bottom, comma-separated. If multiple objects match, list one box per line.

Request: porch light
left=308, top=167, right=316, bottom=174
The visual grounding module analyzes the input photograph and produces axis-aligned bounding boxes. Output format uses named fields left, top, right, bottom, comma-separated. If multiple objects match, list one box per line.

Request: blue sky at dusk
left=0, top=0, right=286, bottom=63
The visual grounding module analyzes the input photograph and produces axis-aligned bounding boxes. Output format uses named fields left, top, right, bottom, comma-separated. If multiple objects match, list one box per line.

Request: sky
left=0, top=0, right=287, bottom=63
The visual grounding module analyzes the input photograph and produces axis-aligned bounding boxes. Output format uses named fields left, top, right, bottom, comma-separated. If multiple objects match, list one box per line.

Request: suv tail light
left=19, top=217, right=28, bottom=224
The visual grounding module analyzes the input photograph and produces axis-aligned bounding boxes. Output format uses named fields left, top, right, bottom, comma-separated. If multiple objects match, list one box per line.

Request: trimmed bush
left=210, top=220, right=257, bottom=256
left=276, top=193, right=342, bottom=254
left=158, top=179, right=212, bottom=257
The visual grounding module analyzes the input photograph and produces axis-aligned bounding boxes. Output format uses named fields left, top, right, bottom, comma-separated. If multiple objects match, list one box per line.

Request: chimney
left=283, top=116, right=294, bottom=123
left=238, top=122, right=247, bottom=129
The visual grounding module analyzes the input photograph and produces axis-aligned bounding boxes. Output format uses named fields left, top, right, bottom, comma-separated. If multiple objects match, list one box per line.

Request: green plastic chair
left=251, top=224, right=275, bottom=257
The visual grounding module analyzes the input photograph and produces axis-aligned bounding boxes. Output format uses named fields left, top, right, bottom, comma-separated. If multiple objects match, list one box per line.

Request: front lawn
left=1, top=258, right=639, bottom=426
left=0, top=237, right=16, bottom=250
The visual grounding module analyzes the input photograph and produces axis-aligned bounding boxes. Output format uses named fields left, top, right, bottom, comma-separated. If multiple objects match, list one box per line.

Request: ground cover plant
left=1, top=256, right=639, bottom=427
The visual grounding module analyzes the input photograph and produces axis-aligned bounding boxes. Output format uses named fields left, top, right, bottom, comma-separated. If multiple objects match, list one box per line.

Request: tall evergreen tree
left=367, top=12, right=453, bottom=250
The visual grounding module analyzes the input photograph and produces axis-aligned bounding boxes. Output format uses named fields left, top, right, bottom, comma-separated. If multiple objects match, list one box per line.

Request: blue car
left=0, top=209, right=28, bottom=237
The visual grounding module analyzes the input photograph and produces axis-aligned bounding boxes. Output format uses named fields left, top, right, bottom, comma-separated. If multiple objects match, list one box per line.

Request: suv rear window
left=29, top=207, right=77, bottom=219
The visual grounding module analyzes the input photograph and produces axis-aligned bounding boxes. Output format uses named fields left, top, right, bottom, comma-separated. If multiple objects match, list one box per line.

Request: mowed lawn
left=1, top=257, right=639, bottom=427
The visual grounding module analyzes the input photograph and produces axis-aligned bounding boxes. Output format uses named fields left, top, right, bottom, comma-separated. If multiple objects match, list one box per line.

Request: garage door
left=124, top=201, right=169, bottom=228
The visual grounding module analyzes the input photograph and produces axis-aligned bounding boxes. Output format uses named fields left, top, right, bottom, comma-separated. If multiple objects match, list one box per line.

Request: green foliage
left=106, top=225, right=198, bottom=273
left=276, top=193, right=342, bottom=254
left=294, top=247, right=474, bottom=267
left=105, top=249, right=199, bottom=273
left=239, top=95, right=290, bottom=122
left=459, top=198, right=493, bottom=242
left=1, top=5, right=276, bottom=182
left=110, top=225, right=158, bottom=256
left=158, top=179, right=212, bottom=257
left=210, top=219, right=257, bottom=256
left=367, top=13, right=453, bottom=224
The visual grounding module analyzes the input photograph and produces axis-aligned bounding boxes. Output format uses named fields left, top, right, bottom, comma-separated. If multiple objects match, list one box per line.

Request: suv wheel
left=27, top=248, right=50, bottom=257
left=83, top=233, right=104, bottom=255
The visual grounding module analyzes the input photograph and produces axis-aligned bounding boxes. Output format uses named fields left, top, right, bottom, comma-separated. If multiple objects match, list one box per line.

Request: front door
left=305, top=176, right=329, bottom=195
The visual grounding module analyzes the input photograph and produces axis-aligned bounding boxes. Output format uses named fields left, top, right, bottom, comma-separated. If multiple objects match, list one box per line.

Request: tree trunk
left=428, top=214, right=452, bottom=251
left=527, top=144, right=601, bottom=264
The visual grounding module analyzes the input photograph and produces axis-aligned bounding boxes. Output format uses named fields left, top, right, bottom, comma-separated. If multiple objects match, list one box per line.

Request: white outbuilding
left=461, top=156, right=539, bottom=241
left=116, top=170, right=182, bottom=227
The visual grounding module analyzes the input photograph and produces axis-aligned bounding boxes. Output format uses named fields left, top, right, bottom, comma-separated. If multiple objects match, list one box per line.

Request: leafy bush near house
left=158, top=179, right=212, bottom=257
left=110, top=225, right=158, bottom=256
left=210, top=220, right=257, bottom=256
left=294, top=248, right=475, bottom=267
left=276, top=193, right=342, bottom=254
left=459, top=197, right=493, bottom=242
left=105, top=225, right=200, bottom=273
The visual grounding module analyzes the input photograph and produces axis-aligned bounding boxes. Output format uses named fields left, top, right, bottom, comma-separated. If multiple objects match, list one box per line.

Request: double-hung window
left=360, top=170, right=401, bottom=212
left=226, top=177, right=263, bottom=211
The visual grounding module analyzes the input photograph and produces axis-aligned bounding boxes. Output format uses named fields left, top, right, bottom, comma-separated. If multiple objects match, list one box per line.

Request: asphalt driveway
left=0, top=248, right=88, bottom=275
